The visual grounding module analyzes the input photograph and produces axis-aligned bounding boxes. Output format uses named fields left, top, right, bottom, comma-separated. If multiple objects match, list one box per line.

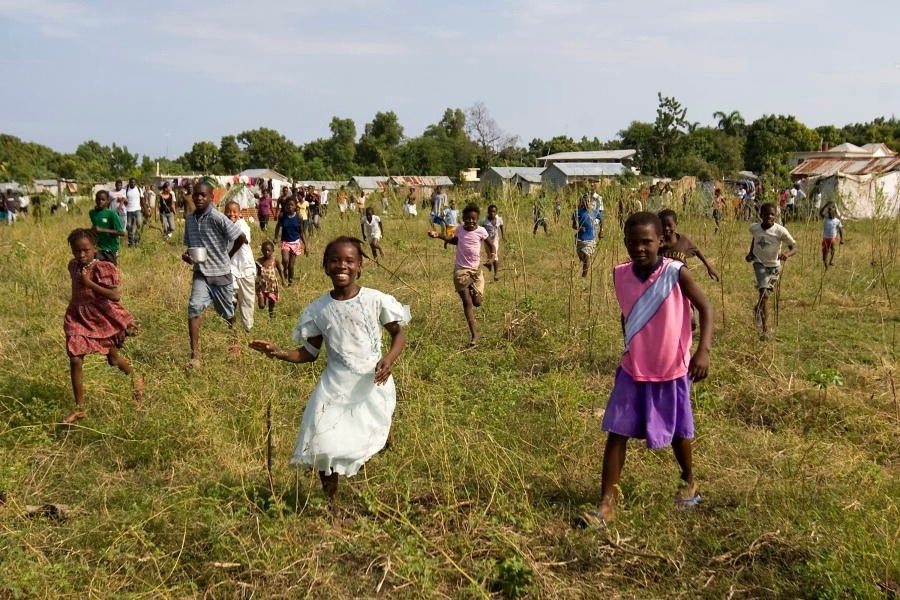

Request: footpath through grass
left=0, top=195, right=897, bottom=598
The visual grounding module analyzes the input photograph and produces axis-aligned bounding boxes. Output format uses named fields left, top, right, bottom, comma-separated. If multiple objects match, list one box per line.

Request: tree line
left=2, top=95, right=898, bottom=187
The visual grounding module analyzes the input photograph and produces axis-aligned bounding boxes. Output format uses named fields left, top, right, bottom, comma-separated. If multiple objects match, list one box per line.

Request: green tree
left=186, top=141, right=219, bottom=172
left=712, top=110, right=746, bottom=136
left=327, top=117, right=357, bottom=176
left=237, top=127, right=298, bottom=173
left=616, top=121, right=655, bottom=173
left=744, top=115, right=818, bottom=179
left=219, top=135, right=245, bottom=172
left=651, top=93, right=691, bottom=176
left=109, top=143, right=138, bottom=176
left=356, top=111, right=404, bottom=173
left=0, top=134, right=60, bottom=181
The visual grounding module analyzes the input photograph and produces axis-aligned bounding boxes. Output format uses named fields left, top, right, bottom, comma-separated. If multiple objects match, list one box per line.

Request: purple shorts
left=601, top=367, right=694, bottom=449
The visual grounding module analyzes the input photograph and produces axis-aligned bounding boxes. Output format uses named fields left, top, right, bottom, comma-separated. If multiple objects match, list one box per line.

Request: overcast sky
left=2, top=0, right=898, bottom=158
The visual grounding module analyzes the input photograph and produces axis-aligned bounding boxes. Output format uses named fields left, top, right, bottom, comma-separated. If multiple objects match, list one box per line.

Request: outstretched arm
left=679, top=268, right=712, bottom=381
left=694, top=249, right=720, bottom=281
left=374, top=322, right=407, bottom=384
left=427, top=231, right=458, bottom=245
left=249, top=335, right=323, bottom=363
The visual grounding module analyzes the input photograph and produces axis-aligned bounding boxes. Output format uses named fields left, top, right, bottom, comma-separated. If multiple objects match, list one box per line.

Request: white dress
left=290, top=287, right=411, bottom=476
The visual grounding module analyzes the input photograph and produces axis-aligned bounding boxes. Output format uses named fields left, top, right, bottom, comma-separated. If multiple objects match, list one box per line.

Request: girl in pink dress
left=63, top=228, right=142, bottom=424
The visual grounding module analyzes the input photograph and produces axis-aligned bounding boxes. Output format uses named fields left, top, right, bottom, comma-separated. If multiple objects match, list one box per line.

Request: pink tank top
left=613, top=258, right=692, bottom=382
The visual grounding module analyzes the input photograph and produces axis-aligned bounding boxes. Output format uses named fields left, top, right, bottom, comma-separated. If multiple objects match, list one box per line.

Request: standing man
left=124, top=178, right=143, bottom=246
left=181, top=181, right=247, bottom=369
left=319, top=186, right=329, bottom=217
left=4, top=190, right=18, bottom=224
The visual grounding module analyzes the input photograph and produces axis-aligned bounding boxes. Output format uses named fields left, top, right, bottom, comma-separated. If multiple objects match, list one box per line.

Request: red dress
left=63, top=259, right=135, bottom=357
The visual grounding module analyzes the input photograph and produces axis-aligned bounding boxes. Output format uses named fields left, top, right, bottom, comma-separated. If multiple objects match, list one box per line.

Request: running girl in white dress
left=249, top=236, right=409, bottom=503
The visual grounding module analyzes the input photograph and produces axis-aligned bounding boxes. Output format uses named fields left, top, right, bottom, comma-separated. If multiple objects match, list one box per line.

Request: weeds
left=0, top=193, right=897, bottom=598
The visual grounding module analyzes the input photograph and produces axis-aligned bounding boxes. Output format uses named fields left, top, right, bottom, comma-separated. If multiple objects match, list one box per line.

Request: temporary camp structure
left=791, top=156, right=900, bottom=219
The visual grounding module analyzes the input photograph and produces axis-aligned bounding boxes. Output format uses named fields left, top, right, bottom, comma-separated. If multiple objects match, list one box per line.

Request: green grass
left=0, top=193, right=897, bottom=599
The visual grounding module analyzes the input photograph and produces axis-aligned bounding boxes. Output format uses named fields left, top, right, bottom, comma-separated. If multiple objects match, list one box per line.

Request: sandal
left=573, top=508, right=609, bottom=529
left=674, top=482, right=701, bottom=509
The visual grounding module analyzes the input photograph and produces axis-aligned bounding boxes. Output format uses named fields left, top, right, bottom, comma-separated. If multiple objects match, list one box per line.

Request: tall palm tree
left=713, top=110, right=746, bottom=136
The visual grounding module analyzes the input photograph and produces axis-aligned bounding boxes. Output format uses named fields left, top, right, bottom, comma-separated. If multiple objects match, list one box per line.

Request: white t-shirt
left=361, top=214, right=382, bottom=239
left=125, top=185, right=142, bottom=212
left=109, top=189, right=127, bottom=216
left=230, top=218, right=255, bottom=278
left=481, top=215, right=503, bottom=243
left=822, top=217, right=842, bottom=239
left=320, top=190, right=329, bottom=205
left=592, top=192, right=604, bottom=212
left=749, top=223, right=796, bottom=267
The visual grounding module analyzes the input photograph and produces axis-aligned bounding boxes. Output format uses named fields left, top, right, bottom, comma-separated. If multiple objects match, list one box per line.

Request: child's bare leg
left=458, top=290, right=478, bottom=345
left=672, top=436, right=695, bottom=495
left=754, top=289, right=767, bottom=331
left=319, top=470, right=339, bottom=505
left=287, top=254, right=297, bottom=284
left=108, top=348, right=143, bottom=403
left=66, top=356, right=86, bottom=423
left=268, top=300, right=276, bottom=317
left=828, top=245, right=836, bottom=266
left=281, top=249, right=291, bottom=284
left=822, top=246, right=828, bottom=268
left=599, top=433, right=628, bottom=521
left=492, top=259, right=500, bottom=281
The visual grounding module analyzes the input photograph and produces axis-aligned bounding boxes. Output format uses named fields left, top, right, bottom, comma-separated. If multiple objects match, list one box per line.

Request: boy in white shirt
left=481, top=204, right=505, bottom=281
left=819, top=206, right=843, bottom=269
left=746, top=203, right=796, bottom=338
left=223, top=201, right=255, bottom=333
left=360, top=206, right=384, bottom=259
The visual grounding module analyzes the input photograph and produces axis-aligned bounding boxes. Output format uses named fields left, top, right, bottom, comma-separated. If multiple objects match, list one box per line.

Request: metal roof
left=548, top=162, right=628, bottom=177
left=294, top=180, right=348, bottom=189
left=538, top=150, right=636, bottom=162
left=484, top=166, right=545, bottom=180
left=239, top=168, right=291, bottom=181
left=511, top=170, right=544, bottom=183
left=349, top=176, right=390, bottom=189
left=389, top=175, right=454, bottom=187
left=791, top=157, right=900, bottom=177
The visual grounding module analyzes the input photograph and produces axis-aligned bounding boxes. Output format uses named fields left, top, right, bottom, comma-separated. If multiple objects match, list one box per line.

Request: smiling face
left=624, top=222, right=662, bottom=268
left=224, top=203, right=240, bottom=223
left=462, top=209, right=479, bottom=231
left=324, top=241, right=362, bottom=288
left=70, top=236, right=97, bottom=266
left=760, top=205, right=777, bottom=228
left=660, top=215, right=677, bottom=240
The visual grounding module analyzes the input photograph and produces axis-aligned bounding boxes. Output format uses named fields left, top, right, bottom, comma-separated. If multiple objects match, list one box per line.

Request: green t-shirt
left=89, top=208, right=124, bottom=253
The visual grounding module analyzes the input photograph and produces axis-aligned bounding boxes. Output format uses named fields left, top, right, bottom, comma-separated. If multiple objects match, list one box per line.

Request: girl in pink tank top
left=577, top=212, right=713, bottom=527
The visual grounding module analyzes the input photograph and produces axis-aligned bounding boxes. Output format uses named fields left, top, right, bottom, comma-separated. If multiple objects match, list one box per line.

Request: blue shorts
left=188, top=273, right=234, bottom=320
left=430, top=214, right=446, bottom=226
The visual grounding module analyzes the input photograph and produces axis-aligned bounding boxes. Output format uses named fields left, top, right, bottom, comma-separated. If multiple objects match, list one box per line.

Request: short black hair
left=657, top=208, right=678, bottom=223
left=67, top=227, right=96, bottom=247
left=261, top=240, right=275, bottom=251
left=462, top=203, right=480, bottom=218
left=95, top=189, right=109, bottom=202
left=487, top=204, right=498, bottom=211
left=624, top=211, right=662, bottom=236
left=759, top=202, right=777, bottom=215
left=223, top=200, right=241, bottom=212
left=322, top=236, right=369, bottom=270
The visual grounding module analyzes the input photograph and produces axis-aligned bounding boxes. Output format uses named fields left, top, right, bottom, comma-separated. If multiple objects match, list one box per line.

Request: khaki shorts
left=753, top=262, right=781, bottom=290
left=453, top=268, right=485, bottom=297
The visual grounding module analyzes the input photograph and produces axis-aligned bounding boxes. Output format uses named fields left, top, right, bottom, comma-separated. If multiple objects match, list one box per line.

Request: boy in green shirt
left=89, top=190, right=126, bottom=264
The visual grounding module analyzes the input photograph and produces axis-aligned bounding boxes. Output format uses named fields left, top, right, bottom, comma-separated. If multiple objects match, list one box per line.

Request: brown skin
left=65, top=237, right=142, bottom=423
left=660, top=215, right=720, bottom=281
left=256, top=244, right=284, bottom=315
left=820, top=208, right=844, bottom=269
left=272, top=199, right=308, bottom=285
left=597, top=222, right=713, bottom=522
left=428, top=210, right=483, bottom=345
left=361, top=208, right=384, bottom=259
left=249, top=241, right=407, bottom=501
left=91, top=194, right=127, bottom=238
left=181, top=184, right=248, bottom=365
left=483, top=206, right=503, bottom=281
left=746, top=205, right=795, bottom=336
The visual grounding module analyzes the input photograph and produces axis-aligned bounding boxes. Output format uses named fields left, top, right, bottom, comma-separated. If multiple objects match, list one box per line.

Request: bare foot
left=468, top=335, right=479, bottom=348
left=62, top=410, right=86, bottom=424
left=185, top=358, right=201, bottom=370
left=598, top=497, right=616, bottom=523
left=132, top=375, right=145, bottom=405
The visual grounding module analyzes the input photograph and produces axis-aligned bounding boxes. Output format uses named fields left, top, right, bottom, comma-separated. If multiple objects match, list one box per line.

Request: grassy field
left=0, top=191, right=897, bottom=599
